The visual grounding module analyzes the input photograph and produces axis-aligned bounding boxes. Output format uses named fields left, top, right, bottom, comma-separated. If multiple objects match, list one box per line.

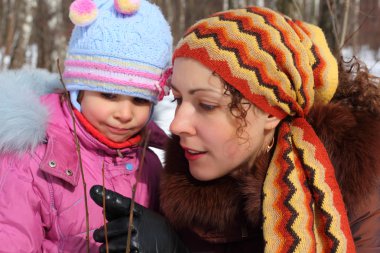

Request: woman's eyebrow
left=170, top=83, right=219, bottom=95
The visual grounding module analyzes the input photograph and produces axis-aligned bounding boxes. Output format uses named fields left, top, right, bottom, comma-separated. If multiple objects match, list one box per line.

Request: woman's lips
left=182, top=147, right=207, bottom=161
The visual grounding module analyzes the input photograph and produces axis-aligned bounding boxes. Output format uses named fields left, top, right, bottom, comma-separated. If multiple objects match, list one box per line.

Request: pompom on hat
left=64, top=0, right=172, bottom=110
left=69, top=0, right=98, bottom=26
left=114, top=0, right=141, bottom=14
left=173, top=6, right=356, bottom=253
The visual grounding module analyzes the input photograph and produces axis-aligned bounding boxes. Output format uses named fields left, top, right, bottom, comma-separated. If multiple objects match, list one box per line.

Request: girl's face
left=170, top=58, right=277, bottom=181
left=81, top=91, right=152, bottom=143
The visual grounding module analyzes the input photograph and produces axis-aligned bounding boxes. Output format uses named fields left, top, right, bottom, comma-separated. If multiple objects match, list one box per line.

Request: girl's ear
left=264, top=114, right=281, bottom=130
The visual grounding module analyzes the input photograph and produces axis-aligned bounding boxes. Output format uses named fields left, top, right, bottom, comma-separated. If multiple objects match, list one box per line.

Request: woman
left=90, top=6, right=380, bottom=253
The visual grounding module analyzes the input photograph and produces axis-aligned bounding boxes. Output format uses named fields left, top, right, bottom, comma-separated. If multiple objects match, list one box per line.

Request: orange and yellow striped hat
left=173, top=6, right=356, bottom=253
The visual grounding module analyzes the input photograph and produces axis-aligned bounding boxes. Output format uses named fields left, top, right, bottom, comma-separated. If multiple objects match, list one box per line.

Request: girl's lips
left=107, top=125, right=129, bottom=134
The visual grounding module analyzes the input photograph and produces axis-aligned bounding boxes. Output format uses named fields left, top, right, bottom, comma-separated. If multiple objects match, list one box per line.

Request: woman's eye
left=133, top=97, right=150, bottom=105
left=199, top=103, right=216, bottom=111
left=100, top=93, right=117, bottom=100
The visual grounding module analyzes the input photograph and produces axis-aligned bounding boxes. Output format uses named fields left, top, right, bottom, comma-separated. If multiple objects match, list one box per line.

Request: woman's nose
left=169, top=105, right=196, bottom=136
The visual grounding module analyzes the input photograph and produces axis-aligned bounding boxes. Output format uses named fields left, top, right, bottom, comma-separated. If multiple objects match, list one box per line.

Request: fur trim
left=0, top=68, right=61, bottom=153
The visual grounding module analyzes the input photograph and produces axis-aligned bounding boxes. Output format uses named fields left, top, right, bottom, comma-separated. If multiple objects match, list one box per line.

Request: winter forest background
left=0, top=0, right=379, bottom=76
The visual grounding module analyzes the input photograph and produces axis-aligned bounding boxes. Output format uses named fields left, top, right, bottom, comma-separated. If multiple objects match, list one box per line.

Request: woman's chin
left=189, top=168, right=224, bottom=182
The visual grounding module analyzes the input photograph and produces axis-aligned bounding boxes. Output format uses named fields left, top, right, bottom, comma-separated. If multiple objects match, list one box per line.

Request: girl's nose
left=169, top=105, right=196, bottom=136
left=114, top=101, right=133, bottom=123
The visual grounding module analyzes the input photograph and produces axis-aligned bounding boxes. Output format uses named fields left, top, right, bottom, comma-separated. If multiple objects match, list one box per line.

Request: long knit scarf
left=173, top=6, right=355, bottom=253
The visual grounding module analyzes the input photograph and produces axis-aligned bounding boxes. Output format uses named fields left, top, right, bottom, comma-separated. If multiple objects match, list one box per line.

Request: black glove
left=90, top=185, right=189, bottom=253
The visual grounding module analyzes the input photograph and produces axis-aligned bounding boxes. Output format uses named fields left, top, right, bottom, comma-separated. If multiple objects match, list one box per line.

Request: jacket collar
left=40, top=124, right=80, bottom=186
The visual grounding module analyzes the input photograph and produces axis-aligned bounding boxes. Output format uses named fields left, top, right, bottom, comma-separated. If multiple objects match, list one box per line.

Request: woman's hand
left=90, top=185, right=189, bottom=253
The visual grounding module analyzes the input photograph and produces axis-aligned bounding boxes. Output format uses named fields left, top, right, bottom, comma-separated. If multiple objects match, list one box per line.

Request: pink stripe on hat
left=65, top=60, right=161, bottom=81
left=63, top=71, right=158, bottom=91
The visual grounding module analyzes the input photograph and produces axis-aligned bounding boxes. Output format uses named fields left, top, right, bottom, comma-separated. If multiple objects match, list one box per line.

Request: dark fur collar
left=160, top=135, right=269, bottom=232
left=160, top=102, right=380, bottom=235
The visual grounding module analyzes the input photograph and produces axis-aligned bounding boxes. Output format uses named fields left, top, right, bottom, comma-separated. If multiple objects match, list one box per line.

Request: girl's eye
left=199, top=103, right=216, bottom=111
left=133, top=97, right=150, bottom=105
left=171, top=97, right=182, bottom=105
left=100, top=93, right=117, bottom=100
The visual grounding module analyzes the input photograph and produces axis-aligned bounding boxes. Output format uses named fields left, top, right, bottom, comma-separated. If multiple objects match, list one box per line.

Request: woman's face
left=170, top=58, right=274, bottom=181
left=81, top=91, right=152, bottom=143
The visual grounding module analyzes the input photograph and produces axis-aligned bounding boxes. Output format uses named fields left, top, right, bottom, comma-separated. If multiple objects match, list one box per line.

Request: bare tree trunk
left=10, top=0, right=36, bottom=69
left=179, top=0, right=186, bottom=37
left=339, top=0, right=350, bottom=49
left=4, top=0, right=15, bottom=56
left=276, top=0, right=302, bottom=19
left=44, top=0, right=59, bottom=71
left=311, top=0, right=320, bottom=23
left=351, top=0, right=360, bottom=55
left=1, top=0, right=16, bottom=69
left=34, top=0, right=48, bottom=69
left=170, top=0, right=184, bottom=44
left=0, top=0, right=5, bottom=47
left=59, top=0, right=72, bottom=71
left=223, top=0, right=228, bottom=10
left=256, top=0, right=265, bottom=7
left=0, top=0, right=6, bottom=69
left=46, top=0, right=67, bottom=72
left=34, top=0, right=66, bottom=71
left=228, top=0, right=234, bottom=9
left=318, top=0, right=339, bottom=55
left=163, top=0, right=173, bottom=25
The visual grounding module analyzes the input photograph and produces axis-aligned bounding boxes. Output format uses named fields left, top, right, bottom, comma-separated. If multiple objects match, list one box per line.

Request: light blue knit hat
left=63, top=0, right=173, bottom=110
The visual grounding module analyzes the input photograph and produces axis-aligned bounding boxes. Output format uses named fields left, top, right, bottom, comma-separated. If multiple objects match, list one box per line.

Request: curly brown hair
left=222, top=81, right=253, bottom=138
left=333, top=57, right=380, bottom=118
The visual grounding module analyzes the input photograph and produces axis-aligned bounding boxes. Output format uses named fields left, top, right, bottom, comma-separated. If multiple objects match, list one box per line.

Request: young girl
left=91, top=5, right=380, bottom=253
left=0, top=0, right=172, bottom=252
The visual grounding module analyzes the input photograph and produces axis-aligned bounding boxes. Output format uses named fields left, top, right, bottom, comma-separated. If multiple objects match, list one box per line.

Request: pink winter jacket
left=0, top=94, right=166, bottom=252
